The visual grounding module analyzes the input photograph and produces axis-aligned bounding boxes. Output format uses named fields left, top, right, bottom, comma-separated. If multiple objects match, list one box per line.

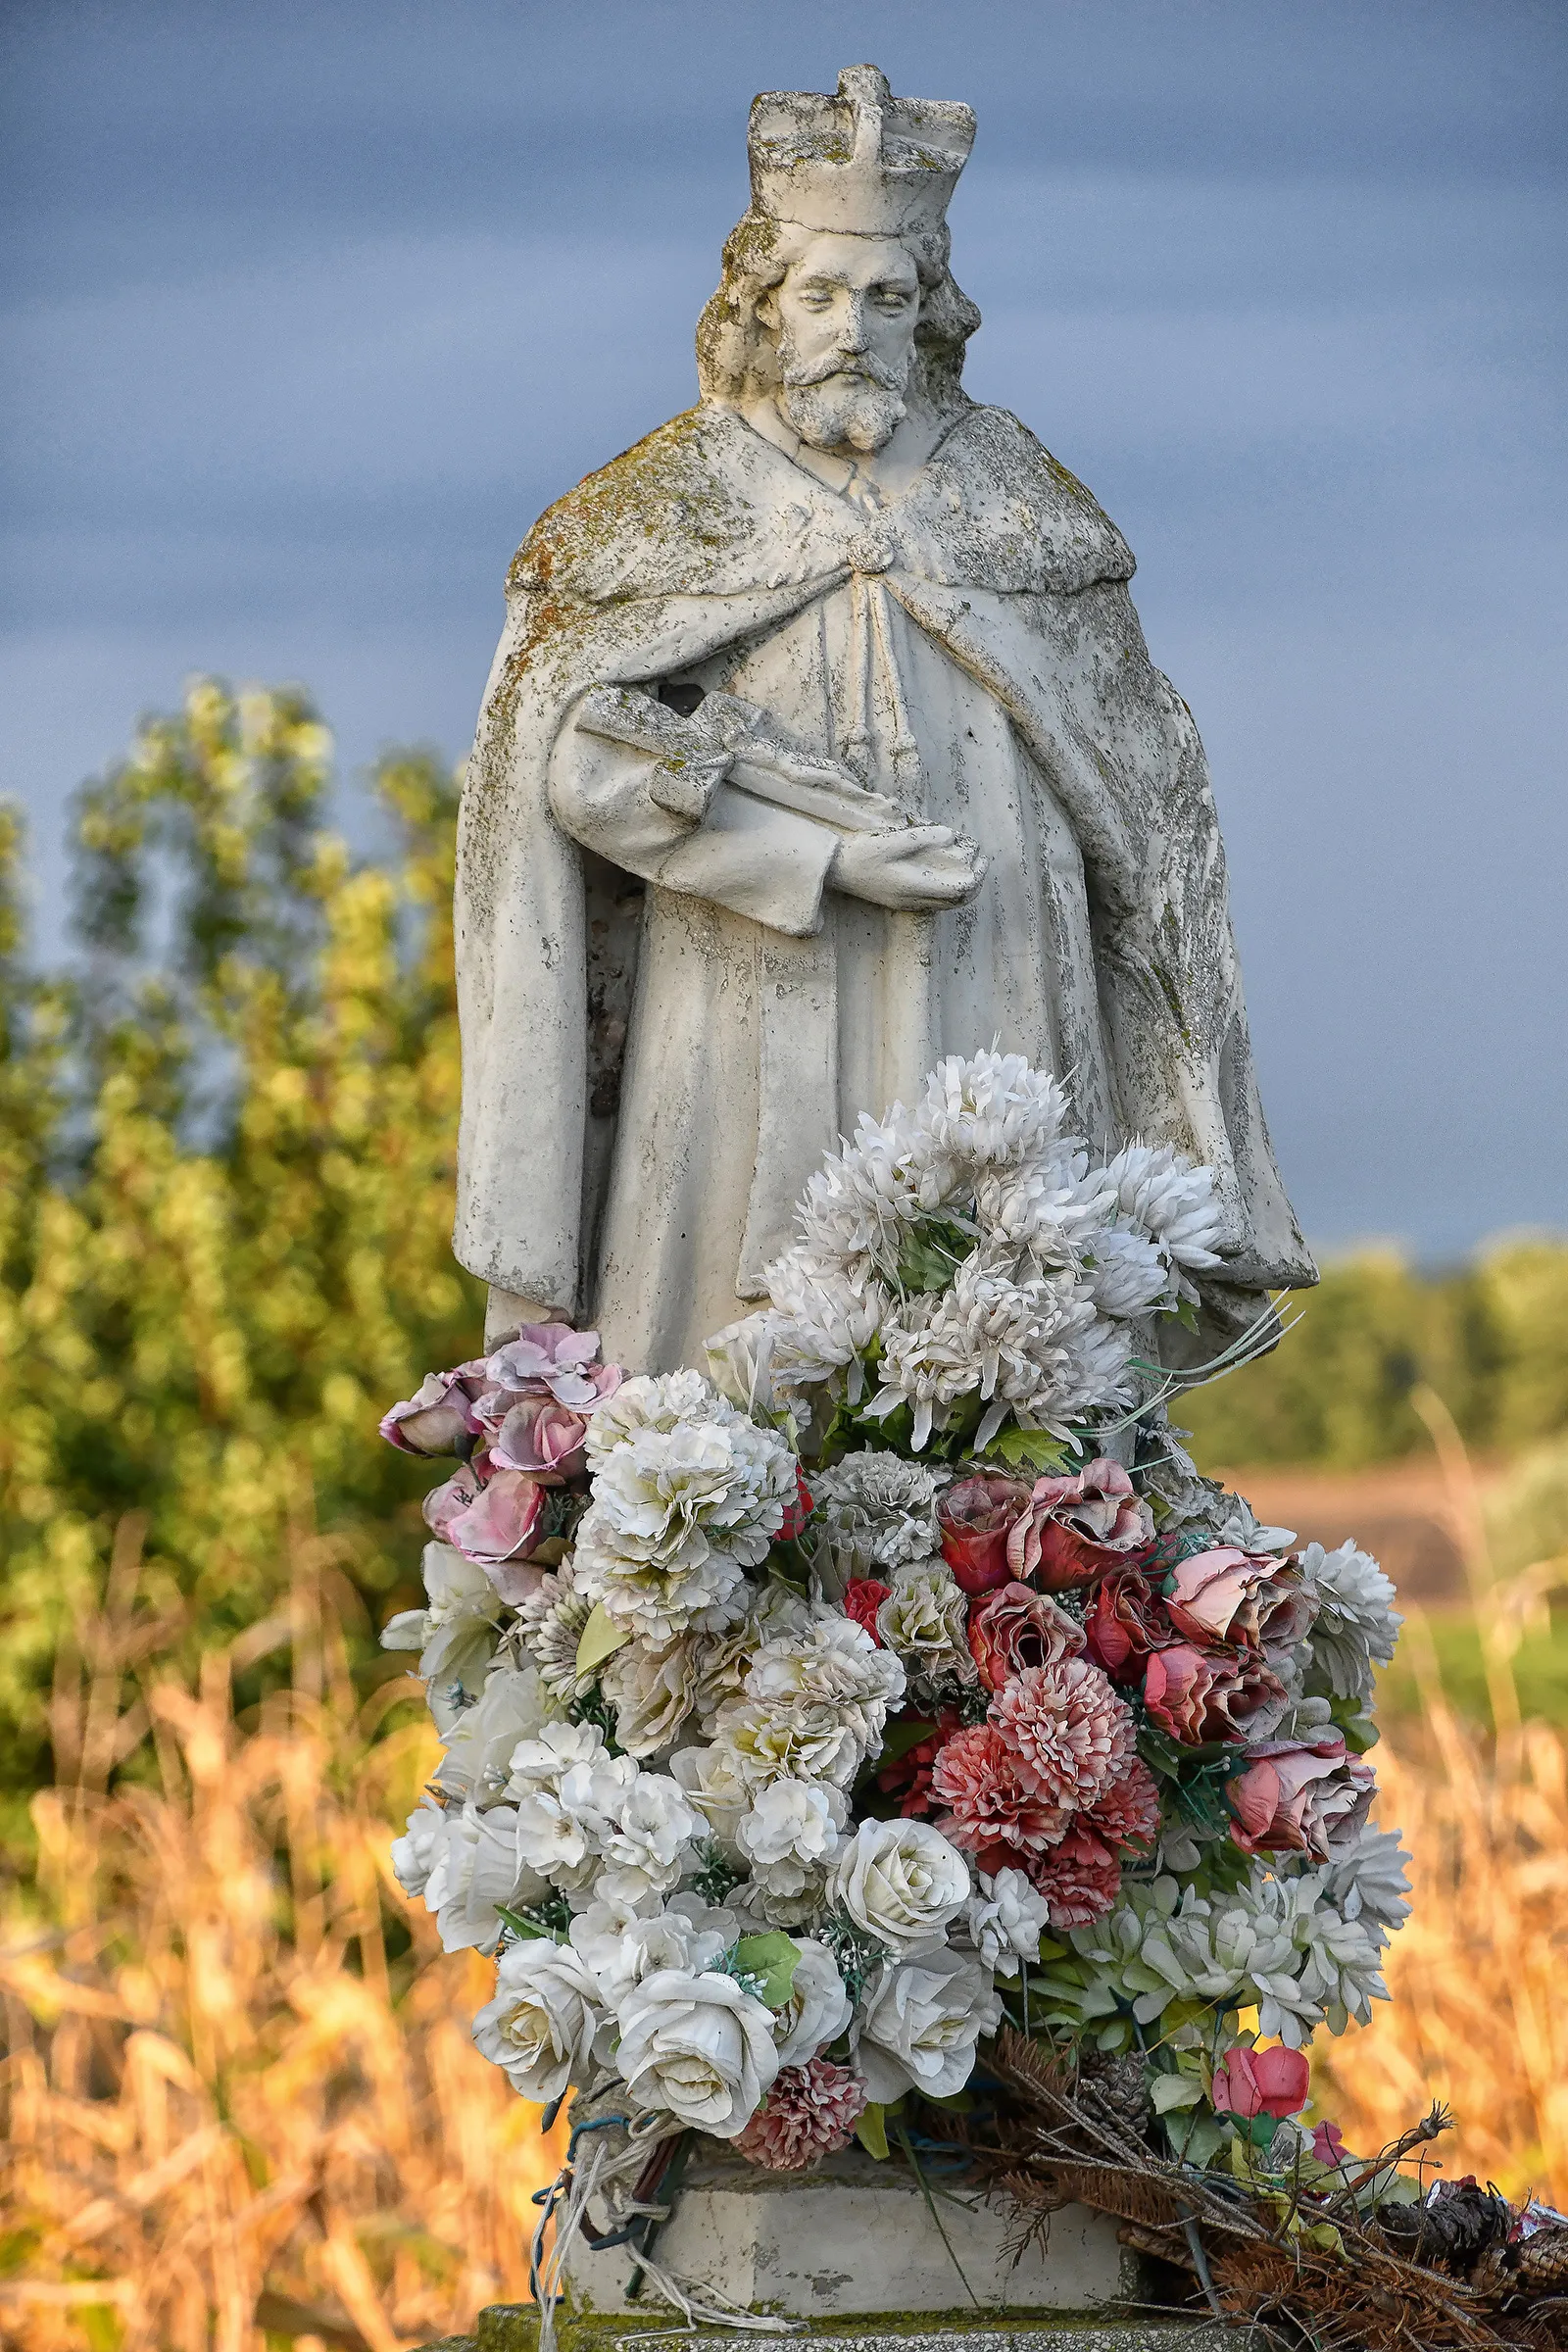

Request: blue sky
left=2, top=0, right=1564, bottom=1256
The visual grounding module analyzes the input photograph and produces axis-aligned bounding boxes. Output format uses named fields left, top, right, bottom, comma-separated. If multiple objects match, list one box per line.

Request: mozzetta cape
left=455, top=397, right=1314, bottom=1346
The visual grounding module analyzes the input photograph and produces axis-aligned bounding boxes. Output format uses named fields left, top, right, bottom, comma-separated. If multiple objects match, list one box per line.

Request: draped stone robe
left=455, top=399, right=1314, bottom=1375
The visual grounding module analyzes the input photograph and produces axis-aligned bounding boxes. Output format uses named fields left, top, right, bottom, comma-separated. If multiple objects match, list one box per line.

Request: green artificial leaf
left=895, top=1216, right=975, bottom=1297
left=982, top=1423, right=1075, bottom=1475
left=1165, top=2110, right=1227, bottom=2168
left=732, top=1932, right=801, bottom=2010
left=876, top=1719, right=938, bottom=1767
left=497, top=1905, right=551, bottom=1942
left=856, top=2102, right=890, bottom=2159
left=1150, top=2074, right=1205, bottom=2114
left=575, top=1601, right=630, bottom=1678
left=921, top=2088, right=974, bottom=2113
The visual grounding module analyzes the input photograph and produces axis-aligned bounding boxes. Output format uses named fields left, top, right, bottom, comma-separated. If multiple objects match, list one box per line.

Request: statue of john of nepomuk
left=455, top=65, right=1315, bottom=1371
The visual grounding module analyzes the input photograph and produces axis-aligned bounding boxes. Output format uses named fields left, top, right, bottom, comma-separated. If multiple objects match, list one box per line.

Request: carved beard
left=776, top=344, right=910, bottom=456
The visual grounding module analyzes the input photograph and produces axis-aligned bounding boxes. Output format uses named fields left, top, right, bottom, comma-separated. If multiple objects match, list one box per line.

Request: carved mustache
left=781, top=350, right=907, bottom=391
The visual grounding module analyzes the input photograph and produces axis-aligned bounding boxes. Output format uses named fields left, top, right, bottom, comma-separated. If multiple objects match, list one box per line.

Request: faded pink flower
left=1025, top=1827, right=1122, bottom=1927
left=1211, top=2042, right=1310, bottom=2122
left=1165, top=1548, right=1314, bottom=1659
left=1226, top=1738, right=1376, bottom=1861
left=991, top=1658, right=1135, bottom=1809
left=937, top=1475, right=1034, bottom=1595
left=1310, top=2120, right=1348, bottom=2168
left=380, top=1361, right=487, bottom=1455
left=1142, top=1642, right=1287, bottom=1746
left=733, top=2057, right=869, bottom=2172
left=930, top=1724, right=1067, bottom=1869
left=482, top=1325, right=620, bottom=1410
left=489, top=1396, right=591, bottom=1483
left=1082, top=1566, right=1172, bottom=1685
left=1005, top=1459, right=1154, bottom=1592
left=967, top=1582, right=1085, bottom=1693
left=439, top=1467, right=547, bottom=1571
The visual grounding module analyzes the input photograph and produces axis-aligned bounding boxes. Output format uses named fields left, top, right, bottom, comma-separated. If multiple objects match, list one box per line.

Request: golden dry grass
left=0, top=1528, right=565, bottom=2352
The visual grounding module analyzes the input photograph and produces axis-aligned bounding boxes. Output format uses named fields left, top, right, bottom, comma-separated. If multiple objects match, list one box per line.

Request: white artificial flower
left=971, top=1149, right=1114, bottom=1261
left=741, top=1610, right=906, bottom=1745
left=416, top=1798, right=547, bottom=1953
left=793, top=1103, right=929, bottom=1269
left=381, top=1541, right=505, bottom=1725
left=601, top=1635, right=703, bottom=1758
left=764, top=1257, right=893, bottom=1394
left=1045, top=1298, right=1139, bottom=1427
left=568, top=1903, right=730, bottom=2039
left=735, top=1780, right=847, bottom=1911
left=583, top=1368, right=737, bottom=1464
left=1079, top=1226, right=1173, bottom=1320
left=669, top=1740, right=754, bottom=1851
left=831, top=1817, right=971, bottom=1954
left=514, top=1561, right=594, bottom=1702
left=1103, top=1142, right=1225, bottom=1272
left=772, top=1935, right=853, bottom=2067
left=867, top=1250, right=1112, bottom=1448
left=710, top=1700, right=865, bottom=1796
left=1299, top=1542, right=1402, bottom=1704
left=390, top=1793, right=445, bottom=1899
left=1321, top=1824, right=1412, bottom=1939
left=596, top=1772, right=702, bottom=1908
left=471, top=1936, right=605, bottom=2099
left=436, top=1660, right=551, bottom=1802
left=961, top=1868, right=1052, bottom=1979
left=807, top=1450, right=948, bottom=1584
left=703, top=1313, right=788, bottom=1418
left=573, top=1410, right=797, bottom=1642
left=853, top=1949, right=1001, bottom=2102
left=507, top=1721, right=639, bottom=1886
left=875, top=1563, right=971, bottom=1678
left=615, top=1964, right=780, bottom=2135
left=914, top=1051, right=1071, bottom=1171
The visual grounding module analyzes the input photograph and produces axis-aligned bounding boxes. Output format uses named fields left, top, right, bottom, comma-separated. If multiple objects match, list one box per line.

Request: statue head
left=696, top=65, right=982, bottom=447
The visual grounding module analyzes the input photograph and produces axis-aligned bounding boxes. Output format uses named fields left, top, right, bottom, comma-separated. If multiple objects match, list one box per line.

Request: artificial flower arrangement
left=381, top=1052, right=1408, bottom=2208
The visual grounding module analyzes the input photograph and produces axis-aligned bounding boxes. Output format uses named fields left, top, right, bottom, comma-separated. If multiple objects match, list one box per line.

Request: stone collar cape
left=455, top=396, right=1314, bottom=1334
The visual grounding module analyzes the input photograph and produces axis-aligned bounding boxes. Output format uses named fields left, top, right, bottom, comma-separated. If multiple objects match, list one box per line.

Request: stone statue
left=456, top=65, right=1315, bottom=1373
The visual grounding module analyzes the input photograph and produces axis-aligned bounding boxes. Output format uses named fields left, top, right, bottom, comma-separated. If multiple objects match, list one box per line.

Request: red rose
left=1210, top=2043, right=1310, bottom=2123
left=1005, top=1458, right=1155, bottom=1591
left=937, top=1474, right=1035, bottom=1594
left=1083, top=1566, right=1172, bottom=1684
left=1142, top=1642, right=1287, bottom=1745
left=967, top=1582, right=1085, bottom=1692
left=1165, top=1547, right=1314, bottom=1659
left=844, top=1579, right=892, bottom=1642
left=1226, top=1738, right=1376, bottom=1861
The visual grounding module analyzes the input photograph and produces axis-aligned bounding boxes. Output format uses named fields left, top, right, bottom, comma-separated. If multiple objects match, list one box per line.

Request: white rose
left=669, top=1741, right=753, bottom=1851
left=438, top=1661, right=550, bottom=1803
left=831, top=1818, right=971, bottom=1954
left=773, top=1936, right=853, bottom=2068
left=853, top=1949, right=1002, bottom=2102
left=421, top=1800, right=546, bottom=1953
left=390, top=1542, right=505, bottom=1724
left=390, top=1793, right=445, bottom=1898
left=962, top=1868, right=1051, bottom=1979
left=472, top=1936, right=604, bottom=2099
left=615, top=1964, right=780, bottom=2135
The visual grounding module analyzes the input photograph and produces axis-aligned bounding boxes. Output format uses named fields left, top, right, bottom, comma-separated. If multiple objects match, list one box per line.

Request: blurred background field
left=1, top=684, right=1565, bottom=2346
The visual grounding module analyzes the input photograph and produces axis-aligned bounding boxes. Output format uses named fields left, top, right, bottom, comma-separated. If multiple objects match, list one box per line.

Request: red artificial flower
left=967, top=1582, right=1084, bottom=1692
left=1005, top=1458, right=1155, bottom=1591
left=990, top=1658, right=1135, bottom=1809
left=1077, top=1756, right=1162, bottom=1858
left=844, top=1579, right=893, bottom=1643
left=1226, top=1738, right=1376, bottom=1861
left=937, top=1474, right=1035, bottom=1594
left=1142, top=1641, right=1287, bottom=1745
left=930, top=1723, right=1067, bottom=1866
left=1025, top=1826, right=1123, bottom=1927
left=1082, top=1566, right=1172, bottom=1684
left=777, top=1469, right=814, bottom=1543
left=875, top=1710, right=959, bottom=1817
left=1210, top=2043, right=1311, bottom=2123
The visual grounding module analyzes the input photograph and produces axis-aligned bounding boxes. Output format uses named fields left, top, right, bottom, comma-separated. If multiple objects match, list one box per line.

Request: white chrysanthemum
left=1103, top=1142, right=1226, bottom=1271
left=913, top=1051, right=1072, bottom=1170
left=573, top=1412, right=796, bottom=1641
left=1299, top=1541, right=1402, bottom=1704
left=853, top=1948, right=1002, bottom=2102
left=808, top=1450, right=947, bottom=1580
left=763, top=1257, right=893, bottom=1391
left=794, top=1104, right=929, bottom=1266
left=961, top=1868, right=1052, bottom=1979
left=437, top=1660, right=551, bottom=1802
left=869, top=1250, right=1117, bottom=1447
left=1079, top=1226, right=1173, bottom=1320
left=876, top=1563, right=971, bottom=1677
left=1042, top=1295, right=1140, bottom=1426
left=972, top=1150, right=1113, bottom=1259
left=514, top=1561, right=594, bottom=1702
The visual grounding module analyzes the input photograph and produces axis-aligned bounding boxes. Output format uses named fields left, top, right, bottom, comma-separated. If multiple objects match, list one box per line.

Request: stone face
left=563, top=2143, right=1130, bottom=2321
left=453, top=62, right=1315, bottom=1372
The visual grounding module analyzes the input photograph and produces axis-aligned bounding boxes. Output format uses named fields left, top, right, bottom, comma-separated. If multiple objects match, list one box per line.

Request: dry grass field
left=2, top=1442, right=1564, bottom=2347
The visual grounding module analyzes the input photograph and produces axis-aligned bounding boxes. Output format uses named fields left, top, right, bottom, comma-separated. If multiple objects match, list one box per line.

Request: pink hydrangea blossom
left=1005, top=1459, right=1154, bottom=1592
left=990, top=1658, right=1135, bottom=1810
left=482, top=1324, right=620, bottom=1411
left=930, top=1724, right=1067, bottom=1868
left=733, top=2057, right=869, bottom=2171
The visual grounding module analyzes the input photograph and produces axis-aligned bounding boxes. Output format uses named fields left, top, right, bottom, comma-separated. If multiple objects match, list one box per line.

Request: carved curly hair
left=695, top=211, right=982, bottom=410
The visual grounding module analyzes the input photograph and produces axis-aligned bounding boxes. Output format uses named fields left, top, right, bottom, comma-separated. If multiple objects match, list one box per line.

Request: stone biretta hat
left=748, top=64, right=975, bottom=237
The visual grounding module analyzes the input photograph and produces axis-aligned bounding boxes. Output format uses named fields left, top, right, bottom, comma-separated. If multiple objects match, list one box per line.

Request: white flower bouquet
left=382, top=1052, right=1406, bottom=2205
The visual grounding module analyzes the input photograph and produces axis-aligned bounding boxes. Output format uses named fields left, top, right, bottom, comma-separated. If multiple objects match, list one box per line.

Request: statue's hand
left=830, top=825, right=987, bottom=911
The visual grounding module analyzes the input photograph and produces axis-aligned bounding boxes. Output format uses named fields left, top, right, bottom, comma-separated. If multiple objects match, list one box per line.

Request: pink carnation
left=733, top=2058, right=868, bottom=2172
left=930, top=1724, right=1067, bottom=1868
left=991, top=1658, right=1135, bottom=1810
left=1026, top=1827, right=1123, bottom=1927
left=1078, top=1756, right=1162, bottom=1858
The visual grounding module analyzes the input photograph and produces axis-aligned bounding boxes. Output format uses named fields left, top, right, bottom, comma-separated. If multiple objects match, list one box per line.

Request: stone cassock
left=456, top=66, right=1315, bottom=1373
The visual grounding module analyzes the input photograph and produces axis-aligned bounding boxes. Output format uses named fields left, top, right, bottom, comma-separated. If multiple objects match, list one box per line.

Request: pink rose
left=1165, top=1547, right=1314, bottom=1659
left=937, top=1475, right=1035, bottom=1594
left=489, top=1395, right=591, bottom=1482
left=1142, top=1642, right=1287, bottom=1745
left=1210, top=2042, right=1310, bottom=2123
left=844, top=1580, right=892, bottom=1643
left=1226, top=1738, right=1377, bottom=1861
left=967, top=1582, right=1085, bottom=1692
left=1005, top=1459, right=1155, bottom=1592
left=440, top=1466, right=547, bottom=1570
left=482, top=1324, right=621, bottom=1410
left=379, top=1361, right=487, bottom=1455
left=1082, top=1566, right=1172, bottom=1685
